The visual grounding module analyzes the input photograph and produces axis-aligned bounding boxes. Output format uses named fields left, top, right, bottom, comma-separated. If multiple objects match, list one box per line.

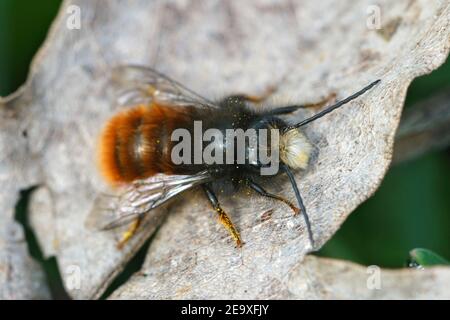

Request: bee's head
left=277, top=79, right=381, bottom=169
left=279, top=128, right=312, bottom=170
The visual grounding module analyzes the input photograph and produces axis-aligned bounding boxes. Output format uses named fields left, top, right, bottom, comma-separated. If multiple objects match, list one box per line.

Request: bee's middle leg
left=202, top=184, right=242, bottom=247
left=223, top=84, right=278, bottom=105
left=268, top=92, right=337, bottom=116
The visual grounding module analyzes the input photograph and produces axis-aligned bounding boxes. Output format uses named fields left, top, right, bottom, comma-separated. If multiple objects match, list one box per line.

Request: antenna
left=284, top=79, right=381, bottom=131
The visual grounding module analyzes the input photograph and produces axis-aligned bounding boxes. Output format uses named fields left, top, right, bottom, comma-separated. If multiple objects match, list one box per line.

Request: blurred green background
left=1, top=1, right=449, bottom=297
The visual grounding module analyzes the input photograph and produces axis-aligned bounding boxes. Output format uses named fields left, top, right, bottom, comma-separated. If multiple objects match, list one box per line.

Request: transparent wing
left=111, top=64, right=219, bottom=109
left=86, top=170, right=212, bottom=231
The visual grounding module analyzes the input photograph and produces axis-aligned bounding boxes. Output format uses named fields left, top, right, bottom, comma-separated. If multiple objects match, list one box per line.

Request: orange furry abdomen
left=98, top=104, right=192, bottom=186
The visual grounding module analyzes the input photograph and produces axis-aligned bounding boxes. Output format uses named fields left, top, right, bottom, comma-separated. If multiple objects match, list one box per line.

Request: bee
left=86, top=65, right=380, bottom=249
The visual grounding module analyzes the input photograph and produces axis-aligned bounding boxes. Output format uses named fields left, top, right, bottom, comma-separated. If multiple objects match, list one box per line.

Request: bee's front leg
left=246, top=178, right=300, bottom=216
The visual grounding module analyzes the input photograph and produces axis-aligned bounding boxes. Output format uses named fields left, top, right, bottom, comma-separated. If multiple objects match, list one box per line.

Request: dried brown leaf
left=1, top=0, right=449, bottom=299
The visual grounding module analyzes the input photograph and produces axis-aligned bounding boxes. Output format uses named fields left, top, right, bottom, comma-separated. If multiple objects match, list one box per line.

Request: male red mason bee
left=86, top=65, right=380, bottom=249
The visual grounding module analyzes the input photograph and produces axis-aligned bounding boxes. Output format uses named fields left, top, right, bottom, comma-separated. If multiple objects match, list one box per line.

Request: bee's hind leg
left=202, top=184, right=242, bottom=247
left=246, top=179, right=300, bottom=215
left=117, top=217, right=142, bottom=249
